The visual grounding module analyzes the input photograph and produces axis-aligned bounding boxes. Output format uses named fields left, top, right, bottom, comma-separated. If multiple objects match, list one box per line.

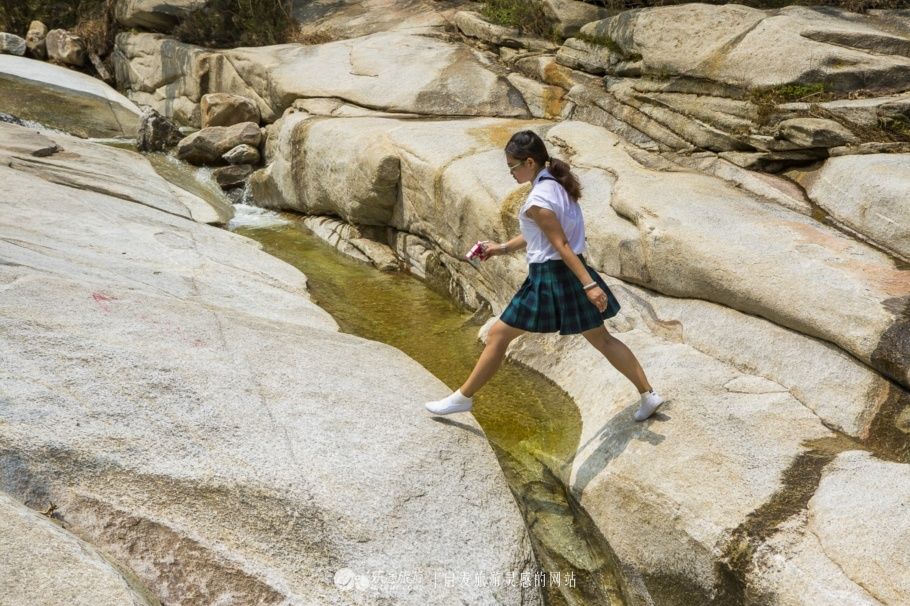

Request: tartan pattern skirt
left=499, top=254, right=621, bottom=336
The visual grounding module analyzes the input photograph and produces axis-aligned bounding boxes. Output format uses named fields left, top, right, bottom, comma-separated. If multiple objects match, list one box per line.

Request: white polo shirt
left=518, top=168, right=586, bottom=264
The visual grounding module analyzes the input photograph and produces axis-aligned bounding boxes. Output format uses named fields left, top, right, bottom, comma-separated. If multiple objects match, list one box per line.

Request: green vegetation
left=480, top=0, right=554, bottom=39
left=0, top=0, right=115, bottom=57
left=172, top=0, right=296, bottom=48
left=586, top=0, right=908, bottom=11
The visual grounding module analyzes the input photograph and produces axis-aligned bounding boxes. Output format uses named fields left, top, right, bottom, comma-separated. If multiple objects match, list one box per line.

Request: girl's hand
left=586, top=286, right=609, bottom=313
left=479, top=240, right=501, bottom=259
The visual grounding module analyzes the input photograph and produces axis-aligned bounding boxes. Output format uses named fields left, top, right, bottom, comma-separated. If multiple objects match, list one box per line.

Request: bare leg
left=581, top=325, right=652, bottom=393
left=459, top=320, right=526, bottom=398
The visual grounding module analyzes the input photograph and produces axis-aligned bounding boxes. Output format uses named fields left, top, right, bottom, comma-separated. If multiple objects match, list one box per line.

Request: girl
left=425, top=130, right=664, bottom=421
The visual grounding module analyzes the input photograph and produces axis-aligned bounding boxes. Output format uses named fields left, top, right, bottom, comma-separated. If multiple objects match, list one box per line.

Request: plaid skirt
left=499, top=254, right=621, bottom=335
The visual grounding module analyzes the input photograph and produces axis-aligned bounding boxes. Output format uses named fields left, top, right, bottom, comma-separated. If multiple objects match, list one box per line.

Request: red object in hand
left=466, top=241, right=489, bottom=261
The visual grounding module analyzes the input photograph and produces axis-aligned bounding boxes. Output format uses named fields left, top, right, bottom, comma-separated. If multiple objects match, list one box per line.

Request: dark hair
left=505, top=130, right=582, bottom=202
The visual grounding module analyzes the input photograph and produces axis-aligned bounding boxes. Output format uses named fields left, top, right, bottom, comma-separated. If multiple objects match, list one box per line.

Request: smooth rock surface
left=0, top=121, right=229, bottom=225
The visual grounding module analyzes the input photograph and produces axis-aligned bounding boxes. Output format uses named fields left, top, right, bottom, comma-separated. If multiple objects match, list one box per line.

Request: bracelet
left=500, top=243, right=509, bottom=254
left=582, top=281, right=597, bottom=290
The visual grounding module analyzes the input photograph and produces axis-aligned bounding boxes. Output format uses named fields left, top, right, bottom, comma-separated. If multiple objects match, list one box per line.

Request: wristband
left=582, top=281, right=597, bottom=290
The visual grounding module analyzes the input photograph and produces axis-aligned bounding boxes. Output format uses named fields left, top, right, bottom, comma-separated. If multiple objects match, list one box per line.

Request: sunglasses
left=507, top=159, right=524, bottom=173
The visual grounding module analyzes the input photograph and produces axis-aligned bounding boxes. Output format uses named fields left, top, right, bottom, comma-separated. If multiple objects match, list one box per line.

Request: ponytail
left=505, top=130, right=582, bottom=202
left=546, top=157, right=581, bottom=202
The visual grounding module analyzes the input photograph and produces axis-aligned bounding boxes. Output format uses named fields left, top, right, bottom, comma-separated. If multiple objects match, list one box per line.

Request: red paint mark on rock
left=91, top=292, right=115, bottom=313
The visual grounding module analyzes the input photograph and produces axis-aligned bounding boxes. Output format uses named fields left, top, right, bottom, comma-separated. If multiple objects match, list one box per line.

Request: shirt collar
left=533, top=167, right=552, bottom=186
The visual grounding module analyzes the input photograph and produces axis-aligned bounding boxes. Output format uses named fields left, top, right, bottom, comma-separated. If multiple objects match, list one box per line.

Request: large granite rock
left=0, top=491, right=158, bottom=605
left=578, top=5, right=910, bottom=94
left=0, top=127, right=542, bottom=605
left=0, top=55, right=140, bottom=138
left=113, top=31, right=530, bottom=126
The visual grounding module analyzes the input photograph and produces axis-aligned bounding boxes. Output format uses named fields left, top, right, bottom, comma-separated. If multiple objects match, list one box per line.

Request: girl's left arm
left=525, top=206, right=591, bottom=286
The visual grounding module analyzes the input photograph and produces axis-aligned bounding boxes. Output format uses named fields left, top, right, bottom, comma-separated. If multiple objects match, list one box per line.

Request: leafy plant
left=480, top=0, right=554, bottom=39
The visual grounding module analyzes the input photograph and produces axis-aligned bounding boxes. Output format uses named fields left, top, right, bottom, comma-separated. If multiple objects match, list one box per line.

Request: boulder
left=0, top=491, right=157, bottom=605
left=25, top=21, right=47, bottom=59
left=175, top=121, right=261, bottom=165
left=0, top=55, right=140, bottom=138
left=201, top=92, right=260, bottom=127
left=45, top=28, right=86, bottom=66
left=115, top=0, right=208, bottom=31
left=137, top=105, right=183, bottom=152
left=0, top=33, right=26, bottom=56
left=775, top=117, right=858, bottom=148
left=213, top=163, right=253, bottom=188
left=0, top=128, right=541, bottom=604
left=787, top=153, right=910, bottom=261
left=222, top=143, right=260, bottom=165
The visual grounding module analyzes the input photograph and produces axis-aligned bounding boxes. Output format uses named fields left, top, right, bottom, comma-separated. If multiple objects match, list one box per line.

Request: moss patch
left=480, top=0, right=555, bottom=40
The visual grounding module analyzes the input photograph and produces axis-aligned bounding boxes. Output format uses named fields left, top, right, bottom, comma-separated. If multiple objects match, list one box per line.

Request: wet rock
left=0, top=33, right=26, bottom=56
left=25, top=21, right=47, bottom=59
left=201, top=92, right=260, bottom=128
left=222, top=143, right=260, bottom=165
left=0, top=55, right=140, bottom=138
left=175, top=121, right=261, bottom=165
left=212, top=163, right=253, bottom=188
left=775, top=117, right=858, bottom=148
left=45, top=29, right=86, bottom=66
left=136, top=106, right=183, bottom=152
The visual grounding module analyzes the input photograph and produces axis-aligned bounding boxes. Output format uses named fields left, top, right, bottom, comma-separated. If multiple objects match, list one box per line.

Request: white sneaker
left=634, top=390, right=664, bottom=422
left=425, top=389, right=473, bottom=415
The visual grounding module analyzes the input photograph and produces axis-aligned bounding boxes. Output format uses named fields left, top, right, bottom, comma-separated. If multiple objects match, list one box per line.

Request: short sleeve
left=522, top=181, right=559, bottom=216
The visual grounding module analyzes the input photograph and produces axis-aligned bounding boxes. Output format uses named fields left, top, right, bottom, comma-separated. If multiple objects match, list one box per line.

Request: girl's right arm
left=483, top=235, right=526, bottom=257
